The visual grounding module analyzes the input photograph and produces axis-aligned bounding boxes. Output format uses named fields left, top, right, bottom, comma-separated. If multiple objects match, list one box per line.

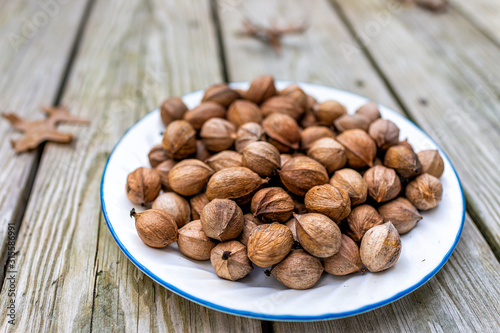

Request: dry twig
left=238, top=19, right=307, bottom=55
left=416, top=0, right=448, bottom=12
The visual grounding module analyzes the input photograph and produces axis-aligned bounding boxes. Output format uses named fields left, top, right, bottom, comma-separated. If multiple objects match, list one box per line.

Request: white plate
left=101, top=81, right=465, bottom=321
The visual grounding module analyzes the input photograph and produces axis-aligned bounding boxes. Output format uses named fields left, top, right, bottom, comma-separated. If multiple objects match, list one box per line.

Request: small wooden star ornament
left=1, top=105, right=89, bottom=153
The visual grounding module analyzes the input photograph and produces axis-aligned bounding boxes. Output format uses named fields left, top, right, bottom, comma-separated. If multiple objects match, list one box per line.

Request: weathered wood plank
left=216, top=0, right=399, bottom=111
left=0, top=0, right=260, bottom=331
left=451, top=0, right=500, bottom=46
left=274, top=216, right=500, bottom=332
left=216, top=0, right=500, bottom=329
left=332, top=0, right=500, bottom=257
left=0, top=0, right=91, bottom=278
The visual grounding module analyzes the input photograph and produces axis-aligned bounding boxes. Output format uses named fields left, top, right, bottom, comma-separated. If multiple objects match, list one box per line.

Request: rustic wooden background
left=0, top=0, right=499, bottom=331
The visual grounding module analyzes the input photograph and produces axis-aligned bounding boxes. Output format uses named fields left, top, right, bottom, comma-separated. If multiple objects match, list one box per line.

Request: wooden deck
left=0, top=0, right=499, bottom=331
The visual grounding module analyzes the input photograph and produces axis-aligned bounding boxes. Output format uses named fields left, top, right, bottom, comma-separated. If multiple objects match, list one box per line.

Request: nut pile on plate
left=125, top=76, right=444, bottom=290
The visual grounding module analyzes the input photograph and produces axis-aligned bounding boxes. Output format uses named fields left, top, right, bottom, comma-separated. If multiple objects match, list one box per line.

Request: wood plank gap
left=210, top=0, right=230, bottom=83
left=0, top=144, right=42, bottom=285
left=0, top=0, right=97, bottom=284
left=465, top=201, right=500, bottom=259
left=328, top=0, right=413, bottom=119
left=261, top=320, right=275, bottom=333
left=52, top=0, right=98, bottom=104
left=328, top=0, right=500, bottom=260
left=88, top=216, right=102, bottom=333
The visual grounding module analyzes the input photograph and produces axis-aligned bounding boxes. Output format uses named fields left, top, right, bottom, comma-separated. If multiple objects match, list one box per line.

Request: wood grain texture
left=275, top=216, right=500, bottom=332
left=451, top=0, right=500, bottom=45
left=333, top=0, right=500, bottom=257
left=217, top=0, right=500, bottom=329
left=0, top=0, right=260, bottom=331
left=0, top=0, right=91, bottom=278
left=216, top=0, right=400, bottom=111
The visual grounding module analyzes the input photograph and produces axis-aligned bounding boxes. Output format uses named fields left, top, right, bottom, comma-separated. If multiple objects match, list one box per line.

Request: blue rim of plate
left=100, top=82, right=466, bottom=321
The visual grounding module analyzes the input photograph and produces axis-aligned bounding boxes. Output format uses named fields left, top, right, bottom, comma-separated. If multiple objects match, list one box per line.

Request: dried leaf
left=2, top=105, right=88, bottom=153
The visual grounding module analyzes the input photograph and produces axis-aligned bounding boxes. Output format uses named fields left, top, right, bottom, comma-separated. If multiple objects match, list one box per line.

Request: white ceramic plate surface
left=101, top=81, right=465, bottom=321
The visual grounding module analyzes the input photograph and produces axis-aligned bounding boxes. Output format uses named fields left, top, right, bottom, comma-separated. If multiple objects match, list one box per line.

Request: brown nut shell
left=184, top=102, right=226, bottom=130
left=210, top=240, right=253, bottom=281
left=148, top=144, right=171, bottom=168
left=155, top=159, right=176, bottom=192
left=384, top=145, right=422, bottom=178
left=360, top=222, right=402, bottom=272
left=261, top=96, right=304, bottom=120
left=378, top=197, right=422, bottom=234
left=205, top=150, right=242, bottom=172
left=242, top=141, right=281, bottom=177
left=346, top=204, right=384, bottom=242
left=152, top=192, right=191, bottom=228
left=295, top=213, right=342, bottom=258
left=162, top=120, right=197, bottom=160
left=262, top=113, right=301, bottom=152
left=398, top=139, right=414, bottom=150
left=363, top=165, right=402, bottom=203
left=200, top=199, right=244, bottom=241
left=251, top=187, right=294, bottom=223
left=190, top=193, right=210, bottom=220
left=195, top=140, right=211, bottom=162
left=238, top=215, right=261, bottom=246
left=285, top=217, right=299, bottom=242
left=235, top=122, right=265, bottom=153
left=247, top=223, right=293, bottom=267
left=279, top=156, right=329, bottom=196
left=324, top=234, right=363, bottom=275
left=329, top=168, right=367, bottom=206
left=178, top=220, right=216, bottom=260
left=227, top=100, right=262, bottom=127
left=306, top=94, right=319, bottom=113
left=405, top=173, right=443, bottom=210
left=131, top=208, right=178, bottom=248
left=160, top=97, right=188, bottom=127
left=300, top=110, right=318, bottom=128
left=334, top=114, right=371, bottom=132
left=201, top=83, right=240, bottom=107
left=300, top=126, right=335, bottom=150
left=246, top=75, right=277, bottom=104
left=168, top=159, right=214, bottom=196
left=417, top=150, right=444, bottom=178
left=336, top=129, right=376, bottom=168
left=271, top=249, right=324, bottom=290
left=305, top=184, right=351, bottom=222
left=293, top=197, right=308, bottom=214
left=126, top=167, right=161, bottom=205
left=368, top=119, right=400, bottom=150
left=355, top=102, right=381, bottom=123
left=314, top=100, right=347, bottom=125
left=280, top=154, right=292, bottom=168
left=206, top=167, right=266, bottom=204
left=200, top=118, right=236, bottom=152
left=234, top=89, right=247, bottom=99
left=280, top=84, right=308, bottom=110
left=244, top=213, right=263, bottom=226
left=307, top=138, right=347, bottom=173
